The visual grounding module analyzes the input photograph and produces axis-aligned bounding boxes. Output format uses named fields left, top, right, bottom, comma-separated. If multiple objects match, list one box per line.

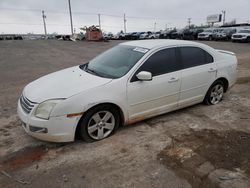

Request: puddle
left=0, top=145, right=47, bottom=171
left=158, top=129, right=250, bottom=188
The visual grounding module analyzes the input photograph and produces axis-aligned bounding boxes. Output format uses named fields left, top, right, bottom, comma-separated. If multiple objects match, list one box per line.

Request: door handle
left=208, top=68, right=217, bottom=73
left=168, top=77, right=179, bottom=83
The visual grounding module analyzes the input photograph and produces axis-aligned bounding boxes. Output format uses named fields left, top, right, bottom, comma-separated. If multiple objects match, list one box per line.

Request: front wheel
left=204, top=81, right=224, bottom=105
left=79, top=105, right=120, bottom=142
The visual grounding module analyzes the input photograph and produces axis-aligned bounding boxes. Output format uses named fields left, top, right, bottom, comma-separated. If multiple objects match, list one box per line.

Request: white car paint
left=17, top=39, right=237, bottom=142
left=24, top=66, right=112, bottom=103
left=231, top=29, right=250, bottom=42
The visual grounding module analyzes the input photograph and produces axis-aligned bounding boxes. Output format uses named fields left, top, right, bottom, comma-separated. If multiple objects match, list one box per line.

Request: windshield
left=239, top=30, right=250, bottom=33
left=80, top=45, right=147, bottom=79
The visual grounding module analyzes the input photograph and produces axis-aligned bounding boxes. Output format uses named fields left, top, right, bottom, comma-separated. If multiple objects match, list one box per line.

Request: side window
left=180, top=47, right=213, bottom=69
left=205, top=52, right=214, bottom=63
left=131, top=48, right=179, bottom=82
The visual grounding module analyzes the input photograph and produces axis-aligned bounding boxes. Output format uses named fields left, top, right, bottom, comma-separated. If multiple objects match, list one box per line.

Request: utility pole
left=42, top=10, right=47, bottom=39
left=222, top=10, right=226, bottom=25
left=154, top=22, right=156, bottom=32
left=98, top=14, right=101, bottom=31
left=123, top=13, right=127, bottom=33
left=188, top=18, right=191, bottom=28
left=68, top=0, right=74, bottom=35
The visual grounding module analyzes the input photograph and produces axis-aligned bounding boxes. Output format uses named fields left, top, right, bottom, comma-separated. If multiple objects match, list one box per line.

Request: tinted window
left=205, top=52, right=213, bottom=63
left=135, top=48, right=179, bottom=79
left=180, top=47, right=213, bottom=69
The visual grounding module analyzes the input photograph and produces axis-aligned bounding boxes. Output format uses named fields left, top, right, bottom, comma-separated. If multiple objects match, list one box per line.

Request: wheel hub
left=97, top=121, right=105, bottom=128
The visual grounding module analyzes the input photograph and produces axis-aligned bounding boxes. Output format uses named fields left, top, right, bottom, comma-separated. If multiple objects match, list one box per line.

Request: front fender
left=50, top=80, right=128, bottom=121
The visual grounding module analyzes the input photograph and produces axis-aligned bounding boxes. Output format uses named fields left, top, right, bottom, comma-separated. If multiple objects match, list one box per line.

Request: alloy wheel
left=210, top=84, right=224, bottom=104
left=87, top=111, right=115, bottom=140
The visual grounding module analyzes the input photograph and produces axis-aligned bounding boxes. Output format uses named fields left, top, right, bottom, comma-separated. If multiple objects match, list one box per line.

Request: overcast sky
left=0, top=0, right=249, bottom=34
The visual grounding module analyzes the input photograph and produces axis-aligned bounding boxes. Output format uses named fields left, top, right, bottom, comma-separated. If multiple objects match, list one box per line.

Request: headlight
left=35, top=99, right=64, bottom=120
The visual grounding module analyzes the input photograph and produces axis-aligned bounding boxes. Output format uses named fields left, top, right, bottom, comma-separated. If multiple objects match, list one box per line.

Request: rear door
left=178, top=46, right=216, bottom=107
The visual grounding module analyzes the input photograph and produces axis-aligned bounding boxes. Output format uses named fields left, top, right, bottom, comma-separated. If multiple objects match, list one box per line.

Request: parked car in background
left=131, top=32, right=143, bottom=40
left=103, top=32, right=114, bottom=40
left=231, top=29, right=250, bottom=42
left=139, top=32, right=147, bottom=39
left=14, top=35, right=23, bottom=40
left=115, top=32, right=126, bottom=40
left=139, top=31, right=153, bottom=39
left=150, top=31, right=161, bottom=39
left=163, top=29, right=177, bottom=39
left=124, top=33, right=133, bottom=40
left=170, top=29, right=185, bottom=39
left=183, top=28, right=204, bottom=40
left=198, top=28, right=219, bottom=40
left=18, top=39, right=237, bottom=142
left=214, top=28, right=237, bottom=41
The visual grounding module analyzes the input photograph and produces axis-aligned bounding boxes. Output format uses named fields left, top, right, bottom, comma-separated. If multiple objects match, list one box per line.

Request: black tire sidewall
left=204, top=80, right=224, bottom=105
left=80, top=105, right=120, bottom=142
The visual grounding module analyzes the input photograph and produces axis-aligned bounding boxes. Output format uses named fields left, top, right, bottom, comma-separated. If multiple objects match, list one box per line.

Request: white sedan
left=17, top=40, right=237, bottom=142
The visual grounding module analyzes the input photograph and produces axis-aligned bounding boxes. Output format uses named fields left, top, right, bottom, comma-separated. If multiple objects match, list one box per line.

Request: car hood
left=200, top=32, right=211, bottom=35
left=23, top=66, right=112, bottom=103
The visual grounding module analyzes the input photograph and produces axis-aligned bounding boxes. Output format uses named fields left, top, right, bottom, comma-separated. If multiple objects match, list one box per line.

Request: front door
left=127, top=47, right=182, bottom=123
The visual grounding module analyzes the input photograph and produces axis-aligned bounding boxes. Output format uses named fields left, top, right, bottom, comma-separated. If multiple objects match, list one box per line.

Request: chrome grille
left=233, top=35, right=242, bottom=38
left=20, top=94, right=36, bottom=114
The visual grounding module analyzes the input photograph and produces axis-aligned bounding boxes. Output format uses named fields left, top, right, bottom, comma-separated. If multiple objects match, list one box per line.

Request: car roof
left=121, top=39, right=201, bottom=50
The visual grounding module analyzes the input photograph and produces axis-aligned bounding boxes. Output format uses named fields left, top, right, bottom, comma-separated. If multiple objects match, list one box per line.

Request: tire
left=247, top=37, right=250, bottom=43
left=203, top=80, right=225, bottom=105
left=209, top=36, right=212, bottom=41
left=79, top=105, right=120, bottom=142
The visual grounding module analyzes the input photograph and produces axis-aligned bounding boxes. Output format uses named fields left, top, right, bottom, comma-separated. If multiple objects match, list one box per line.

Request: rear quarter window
left=180, top=47, right=214, bottom=69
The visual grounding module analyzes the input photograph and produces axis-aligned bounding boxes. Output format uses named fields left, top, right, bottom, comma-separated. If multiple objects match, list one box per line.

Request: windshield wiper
left=79, top=63, right=116, bottom=79
left=81, top=63, right=105, bottom=78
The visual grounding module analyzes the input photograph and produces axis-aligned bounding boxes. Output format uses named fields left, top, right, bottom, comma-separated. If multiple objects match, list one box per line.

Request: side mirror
left=136, top=71, right=152, bottom=81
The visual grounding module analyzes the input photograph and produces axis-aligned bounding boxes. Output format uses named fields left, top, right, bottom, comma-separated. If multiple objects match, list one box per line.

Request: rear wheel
left=79, top=105, right=120, bottom=142
left=204, top=81, right=225, bottom=105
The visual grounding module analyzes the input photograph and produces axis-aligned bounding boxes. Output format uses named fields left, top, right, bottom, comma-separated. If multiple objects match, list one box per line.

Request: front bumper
left=17, top=100, right=80, bottom=142
left=198, top=36, right=209, bottom=40
left=215, top=36, right=227, bottom=40
left=231, top=37, right=247, bottom=41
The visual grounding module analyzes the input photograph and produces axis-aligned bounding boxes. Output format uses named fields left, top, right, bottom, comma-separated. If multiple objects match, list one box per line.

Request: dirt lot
left=0, top=40, right=250, bottom=188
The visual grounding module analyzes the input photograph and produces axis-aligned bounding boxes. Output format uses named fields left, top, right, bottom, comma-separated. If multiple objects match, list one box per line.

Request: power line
left=0, top=7, right=206, bottom=21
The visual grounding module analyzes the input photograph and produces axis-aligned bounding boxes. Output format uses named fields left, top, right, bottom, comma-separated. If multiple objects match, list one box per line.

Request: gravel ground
left=0, top=40, right=250, bottom=188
